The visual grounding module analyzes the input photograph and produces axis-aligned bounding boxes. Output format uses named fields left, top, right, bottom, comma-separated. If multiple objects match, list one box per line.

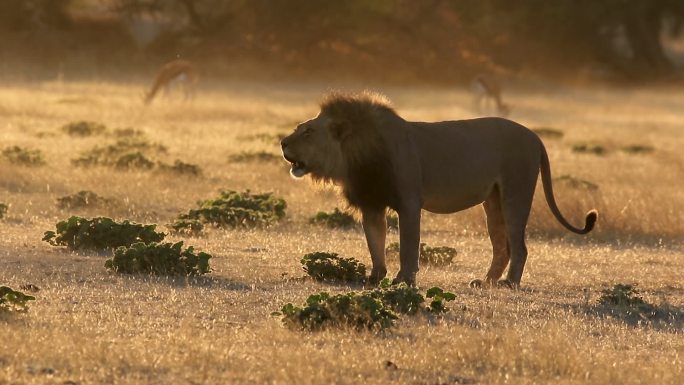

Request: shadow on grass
left=584, top=301, right=684, bottom=332
left=120, top=274, right=253, bottom=291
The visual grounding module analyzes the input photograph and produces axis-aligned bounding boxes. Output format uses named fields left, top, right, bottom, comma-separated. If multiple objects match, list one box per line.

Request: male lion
left=281, top=92, right=597, bottom=288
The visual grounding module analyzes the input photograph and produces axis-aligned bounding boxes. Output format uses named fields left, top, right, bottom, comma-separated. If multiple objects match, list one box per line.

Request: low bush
left=301, top=252, right=367, bottom=283
left=0, top=203, right=8, bottom=219
left=168, top=218, right=205, bottom=236
left=386, top=211, right=399, bottom=230
left=0, top=286, right=35, bottom=312
left=386, top=242, right=457, bottom=266
left=572, top=143, right=607, bottom=156
left=554, top=175, right=599, bottom=191
left=56, top=191, right=113, bottom=210
left=310, top=208, right=357, bottom=229
left=156, top=160, right=202, bottom=176
left=2, top=146, right=45, bottom=166
left=228, top=151, right=282, bottom=163
left=43, top=216, right=165, bottom=250
left=173, top=190, right=286, bottom=229
left=621, top=144, right=655, bottom=154
left=275, top=281, right=456, bottom=331
left=72, top=138, right=167, bottom=168
left=105, top=241, right=211, bottom=276
left=61, top=121, right=106, bottom=136
left=593, top=283, right=683, bottom=327
left=531, top=127, right=564, bottom=139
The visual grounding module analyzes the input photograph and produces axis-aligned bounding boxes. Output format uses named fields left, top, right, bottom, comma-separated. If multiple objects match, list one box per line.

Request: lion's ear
left=328, top=119, right=352, bottom=142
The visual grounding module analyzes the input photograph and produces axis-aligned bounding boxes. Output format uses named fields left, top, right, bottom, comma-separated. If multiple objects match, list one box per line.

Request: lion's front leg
left=362, top=207, right=388, bottom=285
left=393, top=206, right=421, bottom=286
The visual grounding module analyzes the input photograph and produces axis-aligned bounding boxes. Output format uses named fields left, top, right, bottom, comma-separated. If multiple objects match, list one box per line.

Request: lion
left=281, top=92, right=597, bottom=288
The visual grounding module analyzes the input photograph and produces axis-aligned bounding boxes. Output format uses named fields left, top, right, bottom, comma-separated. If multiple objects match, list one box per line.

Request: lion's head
left=281, top=91, right=402, bottom=210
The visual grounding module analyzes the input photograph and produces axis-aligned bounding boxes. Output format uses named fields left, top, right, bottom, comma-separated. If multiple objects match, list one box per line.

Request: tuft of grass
left=173, top=190, right=286, bottom=229
left=301, top=252, right=367, bottom=283
left=553, top=175, right=599, bottom=191
left=531, top=127, right=564, bottom=139
left=592, top=284, right=684, bottom=328
left=310, top=208, right=357, bottom=229
left=0, top=286, right=36, bottom=312
left=0, top=203, right=8, bottom=219
left=2, top=146, right=46, bottom=166
left=275, top=281, right=456, bottom=331
left=105, top=241, right=211, bottom=276
left=229, top=151, right=282, bottom=163
left=621, top=144, right=655, bottom=154
left=156, top=160, right=202, bottom=176
left=386, top=242, right=457, bottom=266
left=110, top=127, right=145, bottom=138
left=572, top=143, right=607, bottom=155
left=61, top=121, right=106, bottom=137
left=43, top=216, right=165, bottom=251
left=57, top=190, right=114, bottom=210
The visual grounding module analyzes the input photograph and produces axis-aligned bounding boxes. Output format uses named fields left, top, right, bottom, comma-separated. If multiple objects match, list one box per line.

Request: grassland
left=1, top=79, right=683, bottom=385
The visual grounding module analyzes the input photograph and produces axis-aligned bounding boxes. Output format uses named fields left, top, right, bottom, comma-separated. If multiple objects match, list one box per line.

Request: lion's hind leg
left=499, top=178, right=536, bottom=288
left=470, top=186, right=510, bottom=288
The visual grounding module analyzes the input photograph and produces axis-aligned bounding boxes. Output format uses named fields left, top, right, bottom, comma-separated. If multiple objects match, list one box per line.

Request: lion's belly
left=421, top=182, right=494, bottom=214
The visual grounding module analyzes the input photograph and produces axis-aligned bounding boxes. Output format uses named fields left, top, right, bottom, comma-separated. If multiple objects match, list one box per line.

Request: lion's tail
left=539, top=144, right=598, bottom=234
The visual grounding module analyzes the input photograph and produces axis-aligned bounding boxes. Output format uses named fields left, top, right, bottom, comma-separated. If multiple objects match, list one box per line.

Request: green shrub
left=621, top=145, right=654, bottom=154
left=531, top=127, right=564, bottom=139
left=310, top=208, right=357, bottom=229
left=228, top=151, right=282, bottom=163
left=105, top=241, right=211, bottom=276
left=72, top=138, right=167, bottom=168
left=168, top=218, right=205, bottom=236
left=43, top=216, right=165, bottom=250
left=301, top=252, right=367, bottom=283
left=275, top=281, right=456, bottom=331
left=173, top=190, right=286, bottom=229
left=61, top=121, right=106, bottom=136
left=386, top=211, right=399, bottom=230
left=110, top=128, right=145, bottom=138
left=57, top=191, right=113, bottom=210
left=598, top=284, right=649, bottom=308
left=593, top=284, right=684, bottom=328
left=386, top=242, right=457, bottom=266
left=554, top=175, right=599, bottom=191
left=572, top=143, right=607, bottom=155
left=2, top=146, right=45, bottom=166
left=156, top=160, right=202, bottom=176
left=0, top=203, right=8, bottom=219
left=0, top=286, right=35, bottom=312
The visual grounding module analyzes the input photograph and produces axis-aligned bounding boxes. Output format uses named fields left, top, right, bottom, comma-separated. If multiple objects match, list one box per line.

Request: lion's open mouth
left=283, top=153, right=309, bottom=178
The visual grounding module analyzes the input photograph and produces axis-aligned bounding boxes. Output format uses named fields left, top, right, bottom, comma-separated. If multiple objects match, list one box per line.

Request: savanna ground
left=1, top=79, right=683, bottom=385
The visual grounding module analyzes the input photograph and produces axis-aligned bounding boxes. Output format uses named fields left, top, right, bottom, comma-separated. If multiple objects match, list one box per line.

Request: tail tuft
left=583, top=210, right=598, bottom=234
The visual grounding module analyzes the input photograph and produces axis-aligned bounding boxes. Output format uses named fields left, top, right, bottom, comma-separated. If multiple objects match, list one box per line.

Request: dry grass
left=1, top=80, right=683, bottom=385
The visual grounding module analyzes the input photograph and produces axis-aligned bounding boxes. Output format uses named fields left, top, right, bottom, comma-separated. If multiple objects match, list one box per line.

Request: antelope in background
left=471, top=74, right=511, bottom=117
left=143, top=59, right=198, bottom=105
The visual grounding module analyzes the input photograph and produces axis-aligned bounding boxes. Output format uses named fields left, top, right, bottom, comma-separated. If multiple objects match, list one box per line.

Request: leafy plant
left=173, top=190, right=286, bottom=229
left=301, top=252, right=367, bottom=283
left=229, top=151, right=282, bottom=163
left=105, top=241, right=211, bottom=276
left=2, top=146, right=45, bottom=166
left=310, top=208, right=357, bottom=229
left=0, top=286, right=35, bottom=312
left=72, top=138, right=167, bottom=168
left=43, top=216, right=165, bottom=250
left=593, top=284, right=684, bottom=328
left=275, top=282, right=456, bottom=331
left=110, top=128, right=145, bottom=137
left=621, top=144, right=655, bottom=154
left=57, top=190, right=113, bottom=210
left=554, top=175, right=599, bottom=191
left=168, top=218, right=205, bottom=236
left=386, top=211, right=399, bottom=230
left=531, top=127, right=564, bottom=139
left=278, top=291, right=398, bottom=331
left=598, top=284, right=649, bottom=308
left=156, top=160, right=202, bottom=176
left=0, top=203, right=8, bottom=219
left=385, top=242, right=457, bottom=266
left=572, top=143, right=607, bottom=156
left=61, top=121, right=106, bottom=136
